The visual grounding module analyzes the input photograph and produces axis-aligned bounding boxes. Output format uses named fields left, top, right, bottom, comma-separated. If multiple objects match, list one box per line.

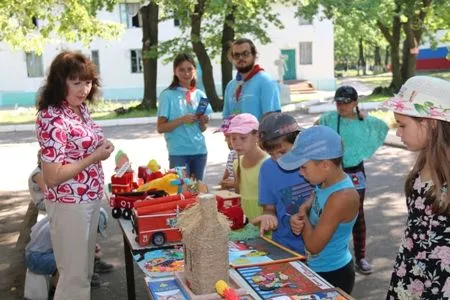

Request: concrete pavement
left=0, top=110, right=408, bottom=300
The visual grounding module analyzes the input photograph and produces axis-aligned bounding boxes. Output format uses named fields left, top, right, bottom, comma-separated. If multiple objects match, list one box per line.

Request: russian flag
left=416, top=46, right=450, bottom=70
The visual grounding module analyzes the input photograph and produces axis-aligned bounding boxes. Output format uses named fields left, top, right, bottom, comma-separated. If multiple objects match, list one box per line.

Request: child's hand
left=220, top=178, right=235, bottom=189
left=252, top=214, right=278, bottom=235
left=290, top=213, right=305, bottom=235
left=198, top=114, right=209, bottom=125
left=180, top=114, right=197, bottom=124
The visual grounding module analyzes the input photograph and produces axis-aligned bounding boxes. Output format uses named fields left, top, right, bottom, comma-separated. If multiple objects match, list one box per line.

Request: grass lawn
left=337, top=70, right=450, bottom=88
left=0, top=100, right=154, bottom=125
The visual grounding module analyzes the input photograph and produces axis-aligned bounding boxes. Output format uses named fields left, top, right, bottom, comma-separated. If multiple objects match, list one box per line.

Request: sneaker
left=356, top=258, right=373, bottom=275
left=94, top=259, right=114, bottom=274
left=91, top=272, right=101, bottom=288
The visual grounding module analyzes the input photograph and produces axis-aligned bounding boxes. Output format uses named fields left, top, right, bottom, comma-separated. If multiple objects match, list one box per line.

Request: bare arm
left=156, top=115, right=197, bottom=133
left=42, top=140, right=114, bottom=188
left=300, top=189, right=359, bottom=254
left=198, top=115, right=209, bottom=132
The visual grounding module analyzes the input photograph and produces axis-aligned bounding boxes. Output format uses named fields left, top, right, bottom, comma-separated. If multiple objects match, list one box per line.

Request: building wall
left=0, top=4, right=335, bottom=108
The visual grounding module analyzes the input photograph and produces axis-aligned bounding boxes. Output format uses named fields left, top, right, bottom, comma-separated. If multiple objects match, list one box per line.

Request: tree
left=158, top=0, right=284, bottom=111
left=140, top=1, right=159, bottom=110
left=297, top=0, right=450, bottom=91
left=0, top=0, right=122, bottom=54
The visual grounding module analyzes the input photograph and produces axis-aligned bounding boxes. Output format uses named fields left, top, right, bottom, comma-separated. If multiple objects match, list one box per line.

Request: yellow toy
left=136, top=173, right=179, bottom=195
left=147, top=159, right=160, bottom=172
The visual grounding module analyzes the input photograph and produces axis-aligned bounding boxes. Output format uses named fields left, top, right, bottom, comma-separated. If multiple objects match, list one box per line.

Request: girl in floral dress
left=382, top=76, right=450, bottom=299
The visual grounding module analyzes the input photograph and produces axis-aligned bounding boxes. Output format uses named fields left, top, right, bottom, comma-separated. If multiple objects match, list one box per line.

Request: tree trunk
left=140, top=2, right=159, bottom=110
left=374, top=46, right=381, bottom=66
left=400, top=2, right=428, bottom=84
left=6, top=201, right=39, bottom=298
left=373, top=45, right=382, bottom=74
left=400, top=38, right=417, bottom=83
left=221, top=6, right=235, bottom=100
left=377, top=1, right=402, bottom=91
left=357, top=38, right=366, bottom=76
left=384, top=46, right=390, bottom=71
left=190, top=0, right=221, bottom=111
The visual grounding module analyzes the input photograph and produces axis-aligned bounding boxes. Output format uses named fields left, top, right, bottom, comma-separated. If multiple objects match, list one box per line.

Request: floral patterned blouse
left=36, top=101, right=105, bottom=204
left=387, top=175, right=450, bottom=300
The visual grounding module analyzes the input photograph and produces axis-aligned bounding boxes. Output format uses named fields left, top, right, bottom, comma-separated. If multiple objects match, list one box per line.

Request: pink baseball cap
left=227, top=113, right=259, bottom=134
left=214, top=115, right=235, bottom=133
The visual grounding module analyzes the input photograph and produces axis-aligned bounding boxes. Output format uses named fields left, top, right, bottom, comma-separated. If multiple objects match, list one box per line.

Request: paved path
left=0, top=112, right=412, bottom=299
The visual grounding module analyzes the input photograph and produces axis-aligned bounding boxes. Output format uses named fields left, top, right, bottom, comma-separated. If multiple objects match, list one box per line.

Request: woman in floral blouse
left=382, top=76, right=450, bottom=299
left=36, top=51, right=114, bottom=300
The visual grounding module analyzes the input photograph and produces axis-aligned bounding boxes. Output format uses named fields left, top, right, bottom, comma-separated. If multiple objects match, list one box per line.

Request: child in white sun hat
left=382, top=76, right=450, bottom=300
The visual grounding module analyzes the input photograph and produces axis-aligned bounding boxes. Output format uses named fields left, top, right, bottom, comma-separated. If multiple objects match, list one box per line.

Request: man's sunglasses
left=334, top=97, right=355, bottom=104
left=231, top=50, right=251, bottom=59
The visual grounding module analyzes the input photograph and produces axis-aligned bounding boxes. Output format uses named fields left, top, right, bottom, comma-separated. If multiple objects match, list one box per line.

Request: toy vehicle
left=111, top=172, right=137, bottom=194
left=132, top=192, right=197, bottom=246
left=214, top=190, right=245, bottom=230
left=132, top=191, right=246, bottom=247
left=110, top=190, right=167, bottom=219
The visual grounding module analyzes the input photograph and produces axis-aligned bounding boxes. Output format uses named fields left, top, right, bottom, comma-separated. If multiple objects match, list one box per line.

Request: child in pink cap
left=227, top=113, right=268, bottom=222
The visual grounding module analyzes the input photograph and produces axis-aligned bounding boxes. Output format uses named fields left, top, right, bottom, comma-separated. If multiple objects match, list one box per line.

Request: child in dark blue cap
left=278, top=125, right=359, bottom=295
left=252, top=112, right=314, bottom=255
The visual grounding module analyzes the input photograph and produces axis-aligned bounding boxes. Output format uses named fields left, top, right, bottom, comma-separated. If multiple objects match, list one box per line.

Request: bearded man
left=223, top=38, right=281, bottom=120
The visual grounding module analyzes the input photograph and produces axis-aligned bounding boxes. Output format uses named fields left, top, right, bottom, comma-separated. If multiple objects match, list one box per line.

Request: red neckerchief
left=177, top=86, right=196, bottom=105
left=235, top=64, right=264, bottom=102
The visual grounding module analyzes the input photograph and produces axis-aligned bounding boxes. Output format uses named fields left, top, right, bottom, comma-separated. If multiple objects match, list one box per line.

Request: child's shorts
left=25, top=250, right=57, bottom=275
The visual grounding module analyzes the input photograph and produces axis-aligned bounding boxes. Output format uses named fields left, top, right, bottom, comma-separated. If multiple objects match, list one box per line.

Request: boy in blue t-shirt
left=252, top=112, right=314, bottom=255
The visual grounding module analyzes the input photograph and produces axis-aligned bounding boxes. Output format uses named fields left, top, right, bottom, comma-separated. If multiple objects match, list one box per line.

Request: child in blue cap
left=278, top=125, right=359, bottom=295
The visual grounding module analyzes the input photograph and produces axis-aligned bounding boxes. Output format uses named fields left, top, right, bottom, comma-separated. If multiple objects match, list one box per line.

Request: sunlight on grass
left=290, top=93, right=321, bottom=103
left=360, top=93, right=392, bottom=103
left=370, top=110, right=397, bottom=128
left=0, top=100, right=151, bottom=125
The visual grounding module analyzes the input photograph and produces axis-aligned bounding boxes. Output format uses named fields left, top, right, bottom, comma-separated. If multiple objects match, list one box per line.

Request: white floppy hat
left=382, top=76, right=450, bottom=123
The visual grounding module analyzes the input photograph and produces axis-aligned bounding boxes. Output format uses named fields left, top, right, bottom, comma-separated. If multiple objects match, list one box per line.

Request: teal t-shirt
left=157, top=88, right=213, bottom=156
left=308, top=175, right=357, bottom=272
left=319, top=111, right=389, bottom=168
left=223, top=71, right=281, bottom=120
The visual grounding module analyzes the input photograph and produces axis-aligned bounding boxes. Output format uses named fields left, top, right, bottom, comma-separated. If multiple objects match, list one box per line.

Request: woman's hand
left=93, top=139, right=114, bottom=162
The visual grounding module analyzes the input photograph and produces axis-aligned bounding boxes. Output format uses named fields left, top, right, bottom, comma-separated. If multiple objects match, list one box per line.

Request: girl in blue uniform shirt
left=157, top=53, right=213, bottom=180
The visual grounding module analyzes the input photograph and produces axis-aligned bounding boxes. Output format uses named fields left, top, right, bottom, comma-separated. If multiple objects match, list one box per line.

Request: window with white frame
left=119, top=3, right=142, bottom=28
left=299, top=42, right=313, bottom=65
left=25, top=52, right=44, bottom=77
left=130, top=49, right=143, bottom=73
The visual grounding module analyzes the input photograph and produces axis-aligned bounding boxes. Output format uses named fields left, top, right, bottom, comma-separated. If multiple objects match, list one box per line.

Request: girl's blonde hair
left=405, top=118, right=450, bottom=213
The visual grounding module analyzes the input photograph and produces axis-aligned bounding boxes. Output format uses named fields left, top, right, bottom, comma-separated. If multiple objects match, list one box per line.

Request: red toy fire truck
left=132, top=191, right=246, bottom=247
left=132, top=192, right=197, bottom=247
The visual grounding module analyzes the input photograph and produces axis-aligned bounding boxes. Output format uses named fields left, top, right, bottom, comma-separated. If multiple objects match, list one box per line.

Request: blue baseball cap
left=277, top=125, right=343, bottom=171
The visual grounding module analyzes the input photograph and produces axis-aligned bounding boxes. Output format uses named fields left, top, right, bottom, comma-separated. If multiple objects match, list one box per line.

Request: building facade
left=0, top=3, right=335, bottom=108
